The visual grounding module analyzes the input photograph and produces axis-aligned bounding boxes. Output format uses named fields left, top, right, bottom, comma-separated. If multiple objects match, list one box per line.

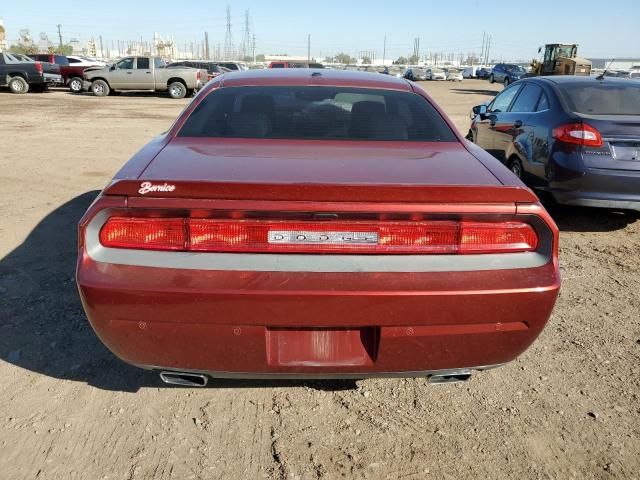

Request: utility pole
left=99, top=36, right=103, bottom=58
left=480, top=32, right=485, bottom=65
left=204, top=32, right=209, bottom=59
left=382, top=35, right=386, bottom=65
left=485, top=35, right=491, bottom=64
left=56, top=24, right=63, bottom=48
left=224, top=5, right=234, bottom=60
left=307, top=34, right=310, bottom=62
left=252, top=34, right=256, bottom=63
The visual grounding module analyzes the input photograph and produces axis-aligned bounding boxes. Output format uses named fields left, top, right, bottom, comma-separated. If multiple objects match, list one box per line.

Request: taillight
left=35, top=61, right=43, bottom=75
left=552, top=122, right=602, bottom=147
left=99, top=218, right=538, bottom=254
left=99, top=217, right=186, bottom=251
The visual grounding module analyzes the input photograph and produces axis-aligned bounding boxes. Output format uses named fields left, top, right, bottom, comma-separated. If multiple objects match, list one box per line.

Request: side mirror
left=110, top=64, right=116, bottom=71
left=471, top=104, right=488, bottom=118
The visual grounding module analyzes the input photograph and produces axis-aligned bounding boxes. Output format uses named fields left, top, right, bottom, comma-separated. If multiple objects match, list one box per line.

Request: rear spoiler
left=103, top=179, right=539, bottom=204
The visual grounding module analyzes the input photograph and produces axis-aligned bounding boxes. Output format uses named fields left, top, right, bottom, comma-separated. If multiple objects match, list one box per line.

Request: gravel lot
left=0, top=81, right=638, bottom=480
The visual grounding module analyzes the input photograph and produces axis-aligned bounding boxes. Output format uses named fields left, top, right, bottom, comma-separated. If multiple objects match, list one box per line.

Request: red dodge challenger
left=77, top=69, right=560, bottom=386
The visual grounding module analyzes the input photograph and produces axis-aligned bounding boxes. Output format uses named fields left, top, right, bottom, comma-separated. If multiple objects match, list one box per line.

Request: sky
left=2, top=0, right=639, bottom=60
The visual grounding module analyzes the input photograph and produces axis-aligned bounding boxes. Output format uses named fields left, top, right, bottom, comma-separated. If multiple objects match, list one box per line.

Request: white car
left=446, top=68, right=463, bottom=81
left=426, top=68, right=446, bottom=80
left=67, top=55, right=107, bottom=68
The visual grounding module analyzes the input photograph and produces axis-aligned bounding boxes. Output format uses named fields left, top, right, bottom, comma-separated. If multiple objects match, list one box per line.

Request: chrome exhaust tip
left=159, top=371, right=208, bottom=387
left=428, top=369, right=472, bottom=384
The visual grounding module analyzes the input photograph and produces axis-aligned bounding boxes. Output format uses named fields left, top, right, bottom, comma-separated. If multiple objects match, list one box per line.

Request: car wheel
left=69, top=77, right=83, bottom=94
left=504, top=77, right=510, bottom=87
left=168, top=81, right=187, bottom=99
left=8, top=76, right=29, bottom=94
left=91, top=79, right=110, bottom=97
left=489, top=74, right=495, bottom=84
left=508, top=158, right=524, bottom=179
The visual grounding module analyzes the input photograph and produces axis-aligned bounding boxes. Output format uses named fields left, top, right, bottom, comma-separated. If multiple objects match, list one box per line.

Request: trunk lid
left=578, top=114, right=640, bottom=171
left=105, top=138, right=537, bottom=203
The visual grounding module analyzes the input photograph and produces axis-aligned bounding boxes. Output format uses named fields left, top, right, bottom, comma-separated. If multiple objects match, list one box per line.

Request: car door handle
left=146, top=71, right=151, bottom=74
left=126, top=71, right=132, bottom=74
left=513, top=120, right=523, bottom=128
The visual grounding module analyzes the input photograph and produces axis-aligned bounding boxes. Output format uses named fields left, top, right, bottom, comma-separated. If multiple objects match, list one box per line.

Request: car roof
left=212, top=68, right=413, bottom=91
left=534, top=75, right=638, bottom=87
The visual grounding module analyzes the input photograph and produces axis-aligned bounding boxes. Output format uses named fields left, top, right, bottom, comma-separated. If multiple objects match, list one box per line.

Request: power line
left=223, top=5, right=234, bottom=60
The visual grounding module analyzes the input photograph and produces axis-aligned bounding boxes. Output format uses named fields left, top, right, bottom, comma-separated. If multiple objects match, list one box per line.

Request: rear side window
left=137, top=57, right=150, bottom=69
left=178, top=86, right=456, bottom=142
left=510, top=84, right=543, bottom=112
left=559, top=82, right=640, bottom=115
left=54, top=55, right=69, bottom=66
left=68, top=57, right=80, bottom=64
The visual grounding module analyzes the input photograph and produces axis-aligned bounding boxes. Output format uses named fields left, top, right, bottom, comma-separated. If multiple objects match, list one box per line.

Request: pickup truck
left=30, top=53, right=101, bottom=93
left=0, top=52, right=62, bottom=94
left=83, top=56, right=206, bottom=98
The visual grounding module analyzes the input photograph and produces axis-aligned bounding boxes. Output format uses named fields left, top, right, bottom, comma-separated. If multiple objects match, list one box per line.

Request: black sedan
left=468, top=76, right=640, bottom=210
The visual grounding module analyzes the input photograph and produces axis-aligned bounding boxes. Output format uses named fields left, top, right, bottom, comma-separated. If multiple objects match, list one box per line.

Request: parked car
left=0, top=52, right=62, bottom=93
left=268, top=61, right=324, bottom=69
left=469, top=76, right=640, bottom=210
left=404, top=67, right=428, bottom=81
left=76, top=69, right=560, bottom=385
left=426, top=67, right=446, bottom=80
left=489, top=63, right=526, bottom=86
left=462, top=66, right=477, bottom=79
left=30, top=53, right=101, bottom=93
left=83, top=56, right=205, bottom=98
left=67, top=55, right=107, bottom=68
left=214, top=61, right=248, bottom=71
left=476, top=67, right=492, bottom=79
left=168, top=60, right=229, bottom=81
left=446, top=68, right=463, bottom=81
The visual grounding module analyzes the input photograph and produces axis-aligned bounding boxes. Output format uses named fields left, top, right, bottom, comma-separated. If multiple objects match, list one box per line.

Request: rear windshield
left=178, top=86, right=456, bottom=141
left=559, top=82, right=640, bottom=115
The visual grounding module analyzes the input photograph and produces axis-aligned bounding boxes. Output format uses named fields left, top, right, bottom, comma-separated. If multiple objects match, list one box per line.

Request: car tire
left=69, top=77, right=83, bottom=94
left=8, top=76, right=29, bottom=94
left=508, top=158, right=524, bottom=179
left=168, top=81, right=187, bottom=99
left=504, top=77, right=510, bottom=86
left=489, top=74, right=495, bottom=84
left=91, top=79, right=110, bottom=97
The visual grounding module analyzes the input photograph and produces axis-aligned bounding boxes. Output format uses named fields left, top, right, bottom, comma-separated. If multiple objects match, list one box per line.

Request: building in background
left=589, top=58, right=640, bottom=71
left=0, top=18, right=7, bottom=52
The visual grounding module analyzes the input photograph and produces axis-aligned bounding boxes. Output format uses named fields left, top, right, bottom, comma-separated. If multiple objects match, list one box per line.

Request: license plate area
left=610, top=142, right=640, bottom=161
left=266, top=327, right=379, bottom=367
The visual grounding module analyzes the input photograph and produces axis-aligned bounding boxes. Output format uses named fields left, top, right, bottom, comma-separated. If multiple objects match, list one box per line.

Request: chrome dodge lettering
left=268, top=230, right=379, bottom=245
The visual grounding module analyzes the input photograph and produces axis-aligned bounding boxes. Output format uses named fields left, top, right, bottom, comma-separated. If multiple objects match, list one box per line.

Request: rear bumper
left=44, top=73, right=63, bottom=84
left=549, top=166, right=640, bottom=211
left=77, top=255, right=559, bottom=377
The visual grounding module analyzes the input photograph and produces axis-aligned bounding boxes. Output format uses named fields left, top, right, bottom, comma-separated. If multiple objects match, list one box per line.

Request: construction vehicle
left=530, top=44, right=591, bottom=76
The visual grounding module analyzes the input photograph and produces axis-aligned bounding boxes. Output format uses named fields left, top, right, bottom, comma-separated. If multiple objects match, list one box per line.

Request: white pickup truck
left=83, top=56, right=206, bottom=98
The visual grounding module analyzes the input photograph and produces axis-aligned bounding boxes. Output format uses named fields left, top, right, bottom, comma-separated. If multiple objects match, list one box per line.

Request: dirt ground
left=0, top=81, right=638, bottom=480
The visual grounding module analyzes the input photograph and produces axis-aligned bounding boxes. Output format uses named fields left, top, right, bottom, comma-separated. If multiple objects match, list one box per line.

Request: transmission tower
left=224, top=5, right=234, bottom=60
left=243, top=9, right=251, bottom=61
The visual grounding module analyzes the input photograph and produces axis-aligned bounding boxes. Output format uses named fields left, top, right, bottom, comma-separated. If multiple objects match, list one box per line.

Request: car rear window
left=559, top=82, right=640, bottom=115
left=178, top=86, right=456, bottom=141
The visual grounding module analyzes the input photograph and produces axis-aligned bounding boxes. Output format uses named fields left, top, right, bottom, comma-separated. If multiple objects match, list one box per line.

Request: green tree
left=55, top=44, right=73, bottom=55
left=361, top=56, right=372, bottom=64
left=408, top=54, right=419, bottom=64
left=9, top=43, right=38, bottom=55
left=334, top=52, right=355, bottom=64
left=255, top=54, right=266, bottom=62
left=394, top=56, right=408, bottom=65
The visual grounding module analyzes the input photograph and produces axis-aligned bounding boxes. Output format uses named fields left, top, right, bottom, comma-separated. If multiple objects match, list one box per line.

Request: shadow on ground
left=0, top=192, right=356, bottom=392
left=541, top=197, right=639, bottom=232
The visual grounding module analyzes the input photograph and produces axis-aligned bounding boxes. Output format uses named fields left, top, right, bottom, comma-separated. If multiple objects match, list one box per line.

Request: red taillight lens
left=35, top=61, right=43, bottom=75
left=99, top=217, right=186, bottom=250
left=459, top=222, right=538, bottom=253
left=189, top=220, right=460, bottom=254
left=99, top=218, right=538, bottom=254
left=552, top=122, right=602, bottom=147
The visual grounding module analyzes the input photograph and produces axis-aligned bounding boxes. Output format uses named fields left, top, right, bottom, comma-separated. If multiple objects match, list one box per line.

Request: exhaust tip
left=428, top=370, right=472, bottom=385
left=159, top=371, right=208, bottom=387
